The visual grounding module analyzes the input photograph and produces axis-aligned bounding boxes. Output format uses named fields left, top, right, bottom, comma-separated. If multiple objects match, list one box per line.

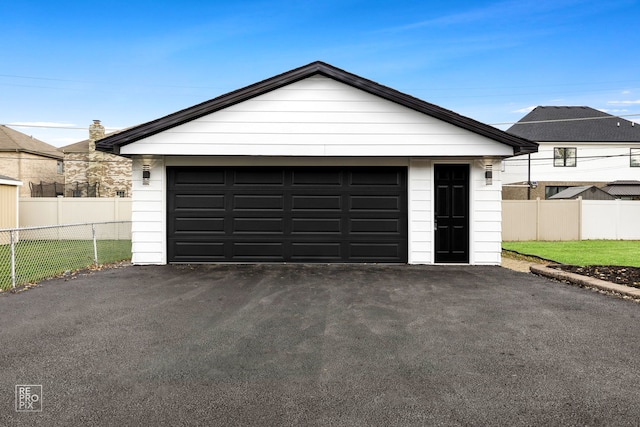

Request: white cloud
left=382, top=0, right=587, bottom=32
left=607, top=100, right=640, bottom=105
left=512, top=106, right=537, bottom=114
left=599, top=108, right=629, bottom=114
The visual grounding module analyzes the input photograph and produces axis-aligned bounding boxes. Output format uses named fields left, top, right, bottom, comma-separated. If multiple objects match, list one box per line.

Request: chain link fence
left=0, top=221, right=131, bottom=290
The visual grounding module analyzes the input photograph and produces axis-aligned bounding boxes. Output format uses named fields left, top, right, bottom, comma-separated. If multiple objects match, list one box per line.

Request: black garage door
left=167, top=167, right=407, bottom=263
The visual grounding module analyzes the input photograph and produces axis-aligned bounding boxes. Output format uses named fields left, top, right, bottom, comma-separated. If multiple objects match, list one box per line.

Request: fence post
left=57, top=195, right=63, bottom=225
left=92, top=224, right=98, bottom=265
left=10, top=230, right=16, bottom=288
left=535, top=197, right=541, bottom=241
left=577, top=198, right=582, bottom=241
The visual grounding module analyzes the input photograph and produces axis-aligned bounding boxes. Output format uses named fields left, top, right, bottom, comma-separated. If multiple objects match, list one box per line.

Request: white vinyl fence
left=502, top=199, right=640, bottom=241
left=19, top=197, right=131, bottom=227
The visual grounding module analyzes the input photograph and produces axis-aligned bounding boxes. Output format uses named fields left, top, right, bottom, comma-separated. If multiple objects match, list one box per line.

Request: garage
left=96, top=61, right=537, bottom=265
left=167, top=166, right=407, bottom=263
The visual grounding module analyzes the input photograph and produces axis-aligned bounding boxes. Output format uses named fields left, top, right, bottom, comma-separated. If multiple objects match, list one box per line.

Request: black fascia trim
left=96, top=61, right=538, bottom=155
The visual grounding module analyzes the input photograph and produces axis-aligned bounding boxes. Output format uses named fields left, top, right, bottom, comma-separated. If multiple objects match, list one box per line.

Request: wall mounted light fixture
left=485, top=164, right=493, bottom=186
left=142, top=164, right=151, bottom=185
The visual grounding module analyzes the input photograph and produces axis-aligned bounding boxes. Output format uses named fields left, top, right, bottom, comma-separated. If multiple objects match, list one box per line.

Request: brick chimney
left=88, top=120, right=105, bottom=152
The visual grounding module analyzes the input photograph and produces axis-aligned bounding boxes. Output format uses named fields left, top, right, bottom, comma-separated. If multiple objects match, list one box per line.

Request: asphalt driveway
left=1, top=264, right=639, bottom=426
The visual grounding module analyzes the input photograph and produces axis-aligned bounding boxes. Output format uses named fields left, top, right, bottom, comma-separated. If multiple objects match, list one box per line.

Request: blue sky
left=2, top=0, right=640, bottom=146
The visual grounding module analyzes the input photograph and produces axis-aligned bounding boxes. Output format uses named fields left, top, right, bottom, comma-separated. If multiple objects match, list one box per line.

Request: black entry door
left=434, top=164, right=469, bottom=263
left=167, top=166, right=407, bottom=263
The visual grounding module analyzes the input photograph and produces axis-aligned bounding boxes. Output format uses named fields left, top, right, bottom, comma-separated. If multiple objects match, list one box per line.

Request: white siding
left=502, top=142, right=640, bottom=184
left=408, top=160, right=433, bottom=264
left=130, top=156, right=504, bottom=266
left=470, top=160, right=503, bottom=265
left=121, top=76, right=513, bottom=158
left=124, top=76, right=515, bottom=266
left=130, top=158, right=166, bottom=264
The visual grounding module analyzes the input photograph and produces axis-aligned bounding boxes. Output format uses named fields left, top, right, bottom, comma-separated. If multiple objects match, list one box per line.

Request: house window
left=631, top=149, right=640, bottom=167
left=545, top=186, right=570, bottom=199
left=116, top=190, right=126, bottom=198
left=554, top=148, right=576, bottom=167
left=57, top=160, right=64, bottom=174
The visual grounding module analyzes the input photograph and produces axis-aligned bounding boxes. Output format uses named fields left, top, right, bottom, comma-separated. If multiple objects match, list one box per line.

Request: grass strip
left=0, top=240, right=131, bottom=290
left=502, top=240, right=640, bottom=267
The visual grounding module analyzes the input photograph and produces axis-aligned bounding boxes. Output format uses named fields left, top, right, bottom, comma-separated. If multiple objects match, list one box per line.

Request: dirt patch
left=550, top=265, right=640, bottom=290
left=501, top=249, right=553, bottom=264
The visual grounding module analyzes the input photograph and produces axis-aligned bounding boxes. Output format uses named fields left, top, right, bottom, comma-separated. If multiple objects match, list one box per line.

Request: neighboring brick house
left=0, top=125, right=64, bottom=197
left=60, top=121, right=132, bottom=197
left=502, top=106, right=640, bottom=199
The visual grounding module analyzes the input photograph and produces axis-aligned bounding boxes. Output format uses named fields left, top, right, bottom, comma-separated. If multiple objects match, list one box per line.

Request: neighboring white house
left=502, top=106, right=640, bottom=199
left=96, top=61, right=537, bottom=266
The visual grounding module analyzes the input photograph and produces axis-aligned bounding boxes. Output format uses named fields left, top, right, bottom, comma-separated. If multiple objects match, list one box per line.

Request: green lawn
left=502, top=240, right=640, bottom=267
left=0, top=240, right=131, bottom=290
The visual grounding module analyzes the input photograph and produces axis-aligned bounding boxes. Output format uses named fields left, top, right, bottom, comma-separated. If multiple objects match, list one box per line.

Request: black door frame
left=434, top=163, right=470, bottom=263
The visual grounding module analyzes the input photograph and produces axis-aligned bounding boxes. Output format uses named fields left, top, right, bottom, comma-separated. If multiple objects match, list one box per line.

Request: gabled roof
left=602, top=180, right=640, bottom=197
left=549, top=185, right=615, bottom=200
left=507, top=106, right=640, bottom=142
left=0, top=125, right=63, bottom=159
left=606, top=180, right=640, bottom=185
left=60, top=139, right=91, bottom=153
left=96, top=61, right=537, bottom=156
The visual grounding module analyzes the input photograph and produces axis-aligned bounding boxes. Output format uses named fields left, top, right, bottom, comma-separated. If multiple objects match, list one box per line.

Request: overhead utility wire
left=1, top=123, right=120, bottom=131
left=3, top=113, right=640, bottom=131
left=490, top=113, right=640, bottom=126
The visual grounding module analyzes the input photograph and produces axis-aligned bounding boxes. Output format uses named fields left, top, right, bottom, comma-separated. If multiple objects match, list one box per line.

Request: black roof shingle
left=507, top=106, right=640, bottom=142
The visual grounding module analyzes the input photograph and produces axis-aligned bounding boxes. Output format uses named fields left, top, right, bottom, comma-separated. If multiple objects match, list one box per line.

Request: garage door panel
left=291, top=218, right=342, bottom=233
left=350, top=170, right=401, bottom=186
left=350, top=219, right=399, bottom=233
left=173, top=194, right=225, bottom=210
left=291, top=242, right=342, bottom=259
left=233, top=218, right=284, bottom=234
left=232, top=242, right=284, bottom=259
left=233, top=195, right=284, bottom=210
left=167, top=167, right=407, bottom=263
left=291, top=195, right=342, bottom=210
left=171, top=170, right=225, bottom=186
left=172, top=241, right=225, bottom=261
left=291, top=170, right=342, bottom=186
left=350, top=195, right=401, bottom=211
left=349, top=243, right=402, bottom=260
left=173, top=218, right=225, bottom=234
left=233, top=169, right=284, bottom=185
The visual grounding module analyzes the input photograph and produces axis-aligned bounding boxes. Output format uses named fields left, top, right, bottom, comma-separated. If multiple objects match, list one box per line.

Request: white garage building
left=97, top=61, right=537, bottom=265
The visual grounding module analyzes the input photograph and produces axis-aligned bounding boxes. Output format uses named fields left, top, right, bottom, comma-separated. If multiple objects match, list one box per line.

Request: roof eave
left=0, top=148, right=63, bottom=160
left=96, top=61, right=538, bottom=155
